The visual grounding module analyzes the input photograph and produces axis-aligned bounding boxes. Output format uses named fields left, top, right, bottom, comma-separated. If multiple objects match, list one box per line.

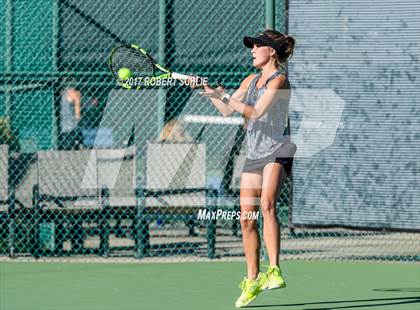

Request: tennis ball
left=118, top=68, right=132, bottom=80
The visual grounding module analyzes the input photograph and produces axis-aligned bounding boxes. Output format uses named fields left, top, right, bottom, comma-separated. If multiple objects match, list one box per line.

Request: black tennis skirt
left=243, top=155, right=293, bottom=176
left=242, top=143, right=296, bottom=176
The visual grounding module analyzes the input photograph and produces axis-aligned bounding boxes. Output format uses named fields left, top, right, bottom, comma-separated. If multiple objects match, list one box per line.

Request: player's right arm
left=206, top=74, right=256, bottom=117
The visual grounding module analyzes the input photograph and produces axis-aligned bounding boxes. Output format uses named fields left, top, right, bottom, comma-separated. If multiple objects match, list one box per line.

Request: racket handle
left=172, top=72, right=207, bottom=86
left=171, top=72, right=191, bottom=81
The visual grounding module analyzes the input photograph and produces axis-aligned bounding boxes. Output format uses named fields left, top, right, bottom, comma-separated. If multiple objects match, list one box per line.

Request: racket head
left=108, top=44, right=160, bottom=88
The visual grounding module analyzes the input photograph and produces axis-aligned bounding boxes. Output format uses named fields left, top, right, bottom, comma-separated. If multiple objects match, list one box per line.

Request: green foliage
left=0, top=117, right=20, bottom=151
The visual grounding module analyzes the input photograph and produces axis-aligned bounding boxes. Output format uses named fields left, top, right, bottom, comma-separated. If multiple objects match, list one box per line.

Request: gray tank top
left=60, top=90, right=77, bottom=133
left=245, top=70, right=290, bottom=160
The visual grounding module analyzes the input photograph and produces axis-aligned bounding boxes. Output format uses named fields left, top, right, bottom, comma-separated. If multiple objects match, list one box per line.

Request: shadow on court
left=247, top=296, right=420, bottom=309
left=373, top=287, right=420, bottom=293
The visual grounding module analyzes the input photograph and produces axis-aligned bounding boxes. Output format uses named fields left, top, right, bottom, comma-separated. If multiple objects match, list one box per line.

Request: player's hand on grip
left=186, top=75, right=205, bottom=88
left=199, top=84, right=224, bottom=100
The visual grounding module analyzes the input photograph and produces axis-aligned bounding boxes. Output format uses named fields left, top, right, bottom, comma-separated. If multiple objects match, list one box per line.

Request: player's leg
left=261, top=162, right=285, bottom=265
left=260, top=162, right=287, bottom=290
left=235, top=171, right=264, bottom=308
left=240, top=171, right=262, bottom=279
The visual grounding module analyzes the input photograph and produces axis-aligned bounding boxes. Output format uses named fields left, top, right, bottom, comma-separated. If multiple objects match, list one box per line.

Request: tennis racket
left=108, top=44, right=205, bottom=89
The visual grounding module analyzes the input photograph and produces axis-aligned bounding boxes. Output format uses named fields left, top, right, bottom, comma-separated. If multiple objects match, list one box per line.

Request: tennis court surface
left=1, top=260, right=419, bottom=310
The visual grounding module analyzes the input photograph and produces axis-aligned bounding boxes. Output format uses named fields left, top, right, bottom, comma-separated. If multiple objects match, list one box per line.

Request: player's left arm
left=227, top=75, right=287, bottom=121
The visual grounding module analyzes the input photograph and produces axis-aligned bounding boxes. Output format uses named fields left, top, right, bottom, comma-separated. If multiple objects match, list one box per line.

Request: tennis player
left=198, top=29, right=296, bottom=307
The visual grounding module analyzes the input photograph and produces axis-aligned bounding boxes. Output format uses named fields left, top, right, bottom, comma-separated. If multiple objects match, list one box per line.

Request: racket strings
left=111, top=46, right=155, bottom=78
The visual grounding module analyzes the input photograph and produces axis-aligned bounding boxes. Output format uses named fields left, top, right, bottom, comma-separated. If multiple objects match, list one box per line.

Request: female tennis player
left=197, top=29, right=296, bottom=307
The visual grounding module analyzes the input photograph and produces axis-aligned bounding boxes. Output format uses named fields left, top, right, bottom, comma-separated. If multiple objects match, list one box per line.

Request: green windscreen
left=11, top=90, right=55, bottom=152
left=12, top=0, right=54, bottom=71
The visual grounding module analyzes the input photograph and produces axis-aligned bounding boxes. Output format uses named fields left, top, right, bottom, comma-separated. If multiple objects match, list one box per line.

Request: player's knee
left=260, top=197, right=276, bottom=216
left=240, top=217, right=257, bottom=232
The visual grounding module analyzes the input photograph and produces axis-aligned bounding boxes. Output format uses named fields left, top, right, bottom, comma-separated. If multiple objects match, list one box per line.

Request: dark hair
left=263, top=29, right=296, bottom=64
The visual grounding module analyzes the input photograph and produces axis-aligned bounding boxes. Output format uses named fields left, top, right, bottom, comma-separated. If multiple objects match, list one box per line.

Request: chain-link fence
left=1, top=0, right=419, bottom=262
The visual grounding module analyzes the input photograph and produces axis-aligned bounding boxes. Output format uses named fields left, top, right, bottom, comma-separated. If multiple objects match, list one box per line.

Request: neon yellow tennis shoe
left=261, top=265, right=286, bottom=290
left=235, top=273, right=266, bottom=308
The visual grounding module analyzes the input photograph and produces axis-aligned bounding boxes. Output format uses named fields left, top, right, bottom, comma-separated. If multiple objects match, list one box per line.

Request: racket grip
left=171, top=72, right=191, bottom=81
left=172, top=72, right=207, bottom=86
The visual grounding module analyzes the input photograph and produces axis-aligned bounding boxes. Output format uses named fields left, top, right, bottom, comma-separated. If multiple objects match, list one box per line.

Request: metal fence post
left=158, top=0, right=167, bottom=134
left=8, top=190, right=15, bottom=258
left=206, top=189, right=217, bottom=259
left=134, top=188, right=148, bottom=259
left=265, top=0, right=275, bottom=30
left=100, top=187, right=110, bottom=257
left=31, top=185, right=40, bottom=258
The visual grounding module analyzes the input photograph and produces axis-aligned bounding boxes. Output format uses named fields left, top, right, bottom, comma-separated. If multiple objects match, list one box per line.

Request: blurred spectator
left=59, top=87, right=82, bottom=150
left=79, top=97, right=112, bottom=148
left=157, top=118, right=192, bottom=143
left=80, top=97, right=102, bottom=128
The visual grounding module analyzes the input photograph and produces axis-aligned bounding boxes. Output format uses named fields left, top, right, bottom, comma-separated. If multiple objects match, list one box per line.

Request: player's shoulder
left=267, top=74, right=288, bottom=89
left=239, top=73, right=258, bottom=89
